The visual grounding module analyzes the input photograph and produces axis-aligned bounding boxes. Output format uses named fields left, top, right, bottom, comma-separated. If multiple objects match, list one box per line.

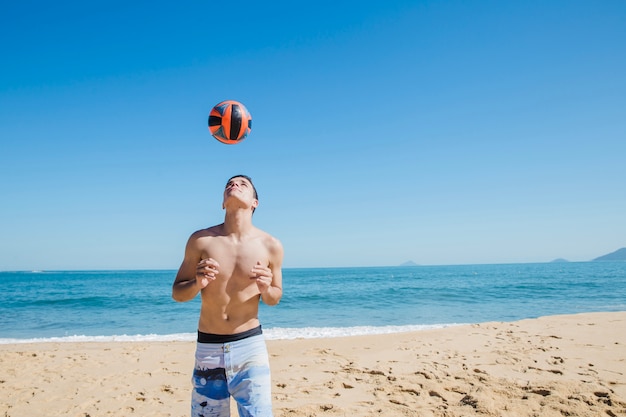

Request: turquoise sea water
left=1, top=262, right=625, bottom=343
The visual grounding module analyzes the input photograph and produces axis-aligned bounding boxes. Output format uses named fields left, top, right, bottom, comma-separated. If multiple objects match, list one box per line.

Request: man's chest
left=200, top=239, right=269, bottom=277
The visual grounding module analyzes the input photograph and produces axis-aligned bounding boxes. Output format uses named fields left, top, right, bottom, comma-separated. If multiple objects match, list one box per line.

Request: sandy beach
left=1, top=312, right=625, bottom=417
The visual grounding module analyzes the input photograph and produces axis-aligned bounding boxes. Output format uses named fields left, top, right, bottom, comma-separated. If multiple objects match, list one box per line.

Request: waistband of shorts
left=197, top=325, right=263, bottom=344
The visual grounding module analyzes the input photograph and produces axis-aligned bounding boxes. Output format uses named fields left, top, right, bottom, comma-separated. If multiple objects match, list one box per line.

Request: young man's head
left=224, top=175, right=259, bottom=213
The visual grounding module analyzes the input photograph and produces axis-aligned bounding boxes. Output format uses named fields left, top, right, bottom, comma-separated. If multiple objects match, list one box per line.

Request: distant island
left=404, top=247, right=626, bottom=267
left=551, top=248, right=626, bottom=263
left=592, top=247, right=626, bottom=261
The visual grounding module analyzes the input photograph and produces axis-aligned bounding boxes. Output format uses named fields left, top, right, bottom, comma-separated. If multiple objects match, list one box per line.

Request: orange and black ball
left=208, top=100, right=252, bottom=144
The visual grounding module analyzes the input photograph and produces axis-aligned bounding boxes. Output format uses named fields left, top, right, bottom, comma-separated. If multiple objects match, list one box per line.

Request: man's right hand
left=196, top=258, right=220, bottom=288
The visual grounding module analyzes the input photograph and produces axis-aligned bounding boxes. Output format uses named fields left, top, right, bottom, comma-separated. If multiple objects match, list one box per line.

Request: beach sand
left=1, top=312, right=625, bottom=417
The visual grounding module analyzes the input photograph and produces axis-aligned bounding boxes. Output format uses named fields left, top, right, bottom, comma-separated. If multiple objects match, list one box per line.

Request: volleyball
left=208, top=100, right=252, bottom=144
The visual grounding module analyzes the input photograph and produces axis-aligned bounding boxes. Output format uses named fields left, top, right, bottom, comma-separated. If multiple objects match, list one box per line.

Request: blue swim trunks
left=191, top=326, right=273, bottom=417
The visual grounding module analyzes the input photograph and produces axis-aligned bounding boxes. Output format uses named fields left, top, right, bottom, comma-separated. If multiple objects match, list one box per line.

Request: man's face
left=223, top=177, right=258, bottom=210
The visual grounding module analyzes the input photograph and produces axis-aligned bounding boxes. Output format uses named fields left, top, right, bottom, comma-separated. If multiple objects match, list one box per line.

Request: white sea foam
left=0, top=333, right=196, bottom=344
left=0, top=324, right=465, bottom=344
left=263, top=323, right=463, bottom=340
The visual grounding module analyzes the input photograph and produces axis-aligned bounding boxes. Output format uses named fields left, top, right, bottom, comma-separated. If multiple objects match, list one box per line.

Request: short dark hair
left=226, top=175, right=258, bottom=212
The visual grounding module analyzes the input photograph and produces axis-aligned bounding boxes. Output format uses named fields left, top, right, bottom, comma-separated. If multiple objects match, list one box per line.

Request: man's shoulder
left=256, top=229, right=283, bottom=252
left=190, top=224, right=224, bottom=239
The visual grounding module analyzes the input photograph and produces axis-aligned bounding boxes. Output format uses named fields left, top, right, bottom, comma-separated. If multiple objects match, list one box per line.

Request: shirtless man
left=172, top=174, right=284, bottom=417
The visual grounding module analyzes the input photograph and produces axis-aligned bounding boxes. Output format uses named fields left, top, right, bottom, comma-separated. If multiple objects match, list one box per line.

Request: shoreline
left=0, top=322, right=467, bottom=345
left=2, top=311, right=625, bottom=416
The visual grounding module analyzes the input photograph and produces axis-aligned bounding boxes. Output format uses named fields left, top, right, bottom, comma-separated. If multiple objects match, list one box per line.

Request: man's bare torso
left=194, top=225, right=272, bottom=335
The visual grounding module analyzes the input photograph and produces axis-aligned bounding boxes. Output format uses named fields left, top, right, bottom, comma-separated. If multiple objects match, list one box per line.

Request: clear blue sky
left=1, top=0, right=625, bottom=270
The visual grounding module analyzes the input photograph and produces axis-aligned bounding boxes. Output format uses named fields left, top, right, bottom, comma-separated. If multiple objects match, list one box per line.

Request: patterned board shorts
left=191, top=327, right=273, bottom=417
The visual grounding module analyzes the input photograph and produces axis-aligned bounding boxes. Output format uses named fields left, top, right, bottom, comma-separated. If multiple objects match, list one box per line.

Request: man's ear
left=252, top=199, right=259, bottom=210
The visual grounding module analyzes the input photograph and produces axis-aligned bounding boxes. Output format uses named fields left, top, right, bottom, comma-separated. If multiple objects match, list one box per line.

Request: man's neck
left=222, top=209, right=254, bottom=237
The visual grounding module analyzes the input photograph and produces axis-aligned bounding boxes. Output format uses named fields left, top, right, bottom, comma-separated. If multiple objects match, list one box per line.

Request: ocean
left=1, top=262, right=625, bottom=343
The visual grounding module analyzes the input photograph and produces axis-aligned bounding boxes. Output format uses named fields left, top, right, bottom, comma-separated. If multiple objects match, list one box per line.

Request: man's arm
left=259, top=237, right=284, bottom=306
left=172, top=235, right=203, bottom=302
